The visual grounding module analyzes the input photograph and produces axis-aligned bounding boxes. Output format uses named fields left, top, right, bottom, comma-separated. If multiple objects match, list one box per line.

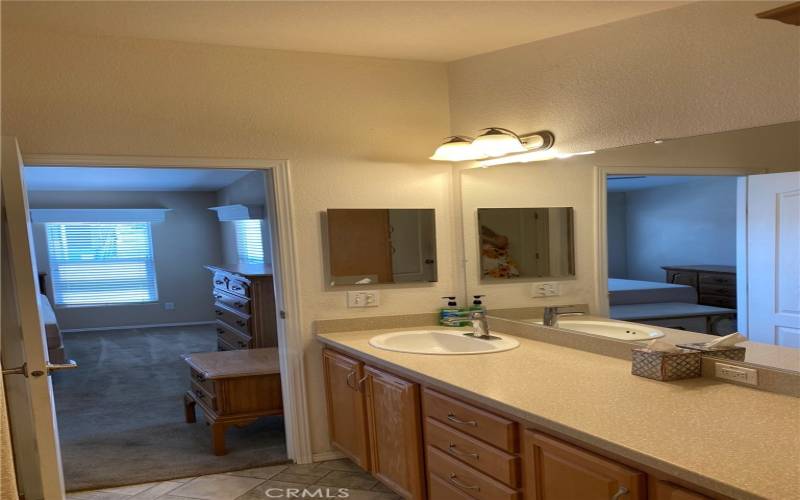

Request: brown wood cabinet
left=365, top=365, right=426, bottom=499
left=662, top=265, right=737, bottom=309
left=523, top=431, right=645, bottom=500
left=207, top=264, right=278, bottom=351
left=322, top=349, right=371, bottom=470
left=652, top=481, right=711, bottom=500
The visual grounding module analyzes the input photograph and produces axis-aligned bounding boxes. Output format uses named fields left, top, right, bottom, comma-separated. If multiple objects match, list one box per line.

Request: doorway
left=2, top=153, right=310, bottom=498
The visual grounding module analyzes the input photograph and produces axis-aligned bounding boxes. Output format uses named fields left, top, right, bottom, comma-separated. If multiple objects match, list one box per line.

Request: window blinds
left=45, top=222, right=158, bottom=306
left=234, top=219, right=265, bottom=264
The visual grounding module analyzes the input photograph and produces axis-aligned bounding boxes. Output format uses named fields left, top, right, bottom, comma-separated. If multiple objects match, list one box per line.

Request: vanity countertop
left=317, top=327, right=800, bottom=500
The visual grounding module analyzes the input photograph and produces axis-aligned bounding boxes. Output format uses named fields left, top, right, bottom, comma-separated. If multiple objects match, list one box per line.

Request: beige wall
left=28, top=190, right=223, bottom=330
left=1, top=27, right=453, bottom=454
left=215, top=171, right=272, bottom=265
left=451, top=1, right=799, bottom=313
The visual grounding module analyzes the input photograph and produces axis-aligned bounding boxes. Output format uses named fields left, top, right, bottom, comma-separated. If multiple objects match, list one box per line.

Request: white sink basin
left=369, top=329, right=519, bottom=355
left=530, top=319, right=665, bottom=341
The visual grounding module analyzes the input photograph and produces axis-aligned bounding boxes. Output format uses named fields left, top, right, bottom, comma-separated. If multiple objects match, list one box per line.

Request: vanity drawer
left=190, top=380, right=218, bottom=411
left=215, top=322, right=252, bottom=350
left=423, top=388, right=518, bottom=452
left=213, top=289, right=251, bottom=314
left=699, top=272, right=736, bottom=287
left=425, top=417, right=520, bottom=487
left=428, top=472, right=474, bottom=500
left=427, top=446, right=520, bottom=500
left=190, top=368, right=216, bottom=396
left=699, top=294, right=737, bottom=309
left=214, top=306, right=251, bottom=335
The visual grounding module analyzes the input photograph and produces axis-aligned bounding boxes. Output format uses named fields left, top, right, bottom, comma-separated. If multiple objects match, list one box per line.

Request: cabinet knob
left=611, top=486, right=629, bottom=500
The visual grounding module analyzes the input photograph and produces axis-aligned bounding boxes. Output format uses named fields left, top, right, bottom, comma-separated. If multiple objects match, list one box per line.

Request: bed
left=609, top=278, right=697, bottom=306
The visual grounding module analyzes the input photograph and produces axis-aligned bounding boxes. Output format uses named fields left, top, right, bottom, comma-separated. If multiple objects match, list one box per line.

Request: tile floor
left=67, top=459, right=401, bottom=500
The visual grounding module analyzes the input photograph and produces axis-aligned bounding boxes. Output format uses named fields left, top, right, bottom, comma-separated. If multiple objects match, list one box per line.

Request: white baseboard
left=61, top=321, right=215, bottom=334
left=312, top=450, right=345, bottom=463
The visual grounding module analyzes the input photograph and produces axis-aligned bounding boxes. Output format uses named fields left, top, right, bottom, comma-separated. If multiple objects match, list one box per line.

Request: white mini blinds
left=45, top=222, right=158, bottom=306
left=234, top=219, right=265, bottom=264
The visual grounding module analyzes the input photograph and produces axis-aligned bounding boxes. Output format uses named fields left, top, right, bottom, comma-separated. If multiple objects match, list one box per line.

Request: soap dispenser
left=468, top=295, right=486, bottom=314
left=439, top=297, right=462, bottom=327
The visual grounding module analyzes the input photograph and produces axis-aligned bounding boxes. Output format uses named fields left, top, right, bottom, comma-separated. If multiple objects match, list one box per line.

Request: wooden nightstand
left=182, top=348, right=283, bottom=455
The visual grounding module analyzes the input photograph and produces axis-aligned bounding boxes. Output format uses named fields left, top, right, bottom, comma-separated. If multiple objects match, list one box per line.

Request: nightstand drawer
left=190, top=368, right=216, bottom=396
left=190, top=381, right=218, bottom=411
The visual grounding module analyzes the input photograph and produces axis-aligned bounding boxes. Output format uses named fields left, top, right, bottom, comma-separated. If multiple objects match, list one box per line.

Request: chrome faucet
left=442, top=310, right=500, bottom=340
left=542, top=306, right=585, bottom=328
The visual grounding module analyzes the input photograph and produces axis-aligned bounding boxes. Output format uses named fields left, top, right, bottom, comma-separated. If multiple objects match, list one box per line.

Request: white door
left=745, top=171, right=800, bottom=347
left=1, top=137, right=68, bottom=499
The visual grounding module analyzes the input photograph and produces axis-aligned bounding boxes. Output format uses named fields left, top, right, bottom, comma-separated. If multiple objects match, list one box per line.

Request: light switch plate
left=347, top=291, right=380, bottom=308
left=714, top=362, right=758, bottom=386
left=532, top=282, right=560, bottom=297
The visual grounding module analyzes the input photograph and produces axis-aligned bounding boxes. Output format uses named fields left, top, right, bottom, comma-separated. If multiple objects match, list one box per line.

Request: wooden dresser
left=206, top=264, right=278, bottom=351
left=183, top=348, right=283, bottom=455
left=662, top=265, right=737, bottom=309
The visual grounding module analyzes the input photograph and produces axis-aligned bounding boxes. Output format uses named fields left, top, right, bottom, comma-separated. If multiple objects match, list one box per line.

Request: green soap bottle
left=439, top=296, right=462, bottom=327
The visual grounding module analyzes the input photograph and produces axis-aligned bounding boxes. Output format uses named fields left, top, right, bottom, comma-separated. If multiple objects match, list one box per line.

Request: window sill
left=54, top=301, right=160, bottom=310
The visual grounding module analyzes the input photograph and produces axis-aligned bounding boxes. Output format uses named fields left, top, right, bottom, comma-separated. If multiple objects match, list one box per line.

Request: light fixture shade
left=429, top=136, right=487, bottom=161
left=471, top=128, right=528, bottom=157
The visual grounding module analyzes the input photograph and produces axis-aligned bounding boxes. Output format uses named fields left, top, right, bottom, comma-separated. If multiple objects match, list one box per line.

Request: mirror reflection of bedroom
left=25, top=166, right=288, bottom=491
left=606, top=175, right=740, bottom=336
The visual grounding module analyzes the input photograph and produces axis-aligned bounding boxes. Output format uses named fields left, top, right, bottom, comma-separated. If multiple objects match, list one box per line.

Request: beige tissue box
left=676, top=342, right=746, bottom=362
left=631, top=348, right=702, bottom=381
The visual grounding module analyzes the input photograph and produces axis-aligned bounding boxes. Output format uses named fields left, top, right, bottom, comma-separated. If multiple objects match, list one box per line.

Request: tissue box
left=676, top=342, right=746, bottom=362
left=631, top=348, right=702, bottom=381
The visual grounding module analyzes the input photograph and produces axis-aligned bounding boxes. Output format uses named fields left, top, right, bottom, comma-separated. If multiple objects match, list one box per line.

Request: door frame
left=20, top=153, right=313, bottom=465
left=594, top=166, right=760, bottom=316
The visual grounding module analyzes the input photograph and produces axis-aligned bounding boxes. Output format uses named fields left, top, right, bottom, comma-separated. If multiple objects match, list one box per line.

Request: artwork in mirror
left=477, top=208, right=574, bottom=281
left=460, top=121, right=800, bottom=375
left=325, top=209, right=437, bottom=286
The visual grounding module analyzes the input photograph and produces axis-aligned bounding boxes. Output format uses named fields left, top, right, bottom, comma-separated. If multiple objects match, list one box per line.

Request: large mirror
left=325, top=208, right=437, bottom=286
left=477, top=208, right=574, bottom=281
left=460, top=121, right=800, bottom=373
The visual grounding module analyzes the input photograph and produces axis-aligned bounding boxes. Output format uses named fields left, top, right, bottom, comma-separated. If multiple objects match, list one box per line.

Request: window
left=234, top=219, right=265, bottom=264
left=45, top=222, right=158, bottom=306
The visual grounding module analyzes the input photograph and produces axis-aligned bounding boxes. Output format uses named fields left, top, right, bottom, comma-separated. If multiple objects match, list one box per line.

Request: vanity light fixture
left=430, top=128, right=554, bottom=162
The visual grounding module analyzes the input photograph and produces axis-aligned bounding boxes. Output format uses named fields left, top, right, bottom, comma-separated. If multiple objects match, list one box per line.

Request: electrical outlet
left=714, top=362, right=758, bottom=386
left=164, top=302, right=175, bottom=310
left=347, top=291, right=380, bottom=308
left=532, top=282, right=560, bottom=297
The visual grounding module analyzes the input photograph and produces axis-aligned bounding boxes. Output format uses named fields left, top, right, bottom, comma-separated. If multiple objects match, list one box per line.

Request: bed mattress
left=609, top=278, right=697, bottom=305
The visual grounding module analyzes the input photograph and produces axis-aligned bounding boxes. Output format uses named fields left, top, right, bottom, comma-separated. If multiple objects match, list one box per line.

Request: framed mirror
left=325, top=208, right=437, bottom=286
left=478, top=207, right=574, bottom=281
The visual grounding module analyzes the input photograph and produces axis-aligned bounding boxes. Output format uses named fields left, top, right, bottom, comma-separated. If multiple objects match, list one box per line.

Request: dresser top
left=661, top=265, right=736, bottom=274
left=182, top=348, right=280, bottom=379
left=206, top=263, right=274, bottom=277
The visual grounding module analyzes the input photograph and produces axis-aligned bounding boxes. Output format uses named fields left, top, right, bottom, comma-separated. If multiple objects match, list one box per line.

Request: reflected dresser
left=206, top=264, right=278, bottom=351
left=662, top=265, right=737, bottom=309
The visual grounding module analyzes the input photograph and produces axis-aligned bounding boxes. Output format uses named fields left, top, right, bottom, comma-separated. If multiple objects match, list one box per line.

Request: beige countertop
left=182, top=347, right=280, bottom=379
left=317, top=327, right=800, bottom=500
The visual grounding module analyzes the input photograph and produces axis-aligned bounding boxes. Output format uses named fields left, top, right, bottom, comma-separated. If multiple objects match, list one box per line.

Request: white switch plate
left=532, top=282, right=560, bottom=297
left=714, top=362, right=758, bottom=386
left=347, top=290, right=380, bottom=308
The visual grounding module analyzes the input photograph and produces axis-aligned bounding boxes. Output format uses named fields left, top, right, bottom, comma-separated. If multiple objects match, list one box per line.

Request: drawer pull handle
left=234, top=302, right=244, bottom=307
left=237, top=341, right=247, bottom=347
left=194, top=390, right=205, bottom=399
left=214, top=294, right=222, bottom=299
left=346, top=370, right=356, bottom=390
left=448, top=443, right=479, bottom=460
left=447, top=413, right=477, bottom=427
left=215, top=280, right=224, bottom=285
left=448, top=473, right=479, bottom=492
left=216, top=311, right=224, bottom=316
left=357, top=375, right=368, bottom=392
left=194, top=374, right=205, bottom=382
left=216, top=328, right=224, bottom=334
left=236, top=320, right=246, bottom=327
left=611, top=486, right=629, bottom=500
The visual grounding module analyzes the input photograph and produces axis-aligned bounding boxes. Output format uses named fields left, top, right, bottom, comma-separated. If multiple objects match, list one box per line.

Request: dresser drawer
left=212, top=272, right=251, bottom=298
left=213, top=289, right=251, bottom=314
left=666, top=270, right=698, bottom=287
left=190, top=380, right=218, bottom=411
left=698, top=283, right=736, bottom=297
left=215, top=322, right=252, bottom=350
left=425, top=417, right=520, bottom=487
left=190, top=368, right=216, bottom=396
left=699, top=294, right=737, bottom=309
left=423, top=389, right=517, bottom=452
left=214, top=306, right=251, bottom=334
left=227, top=278, right=251, bottom=298
left=699, top=272, right=735, bottom=286
left=428, top=471, right=474, bottom=500
left=427, top=446, right=520, bottom=500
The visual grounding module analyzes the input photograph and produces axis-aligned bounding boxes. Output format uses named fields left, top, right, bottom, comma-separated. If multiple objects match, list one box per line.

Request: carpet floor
left=54, top=324, right=287, bottom=492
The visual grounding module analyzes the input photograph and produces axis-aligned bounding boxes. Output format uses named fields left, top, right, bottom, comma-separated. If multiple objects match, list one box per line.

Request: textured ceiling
left=2, top=1, right=685, bottom=62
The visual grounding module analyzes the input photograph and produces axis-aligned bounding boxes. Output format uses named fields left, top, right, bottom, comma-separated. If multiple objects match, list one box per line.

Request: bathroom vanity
left=318, top=326, right=799, bottom=500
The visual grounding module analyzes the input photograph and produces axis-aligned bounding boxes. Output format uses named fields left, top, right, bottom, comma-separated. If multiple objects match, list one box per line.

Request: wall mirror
left=460, top=121, right=800, bottom=374
left=325, top=208, right=437, bottom=286
left=477, top=208, right=574, bottom=281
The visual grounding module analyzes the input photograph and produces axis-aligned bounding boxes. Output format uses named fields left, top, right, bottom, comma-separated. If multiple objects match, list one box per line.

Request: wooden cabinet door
left=524, top=431, right=645, bottom=500
left=322, top=349, right=370, bottom=469
left=652, top=481, right=710, bottom=500
left=365, top=365, right=425, bottom=500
